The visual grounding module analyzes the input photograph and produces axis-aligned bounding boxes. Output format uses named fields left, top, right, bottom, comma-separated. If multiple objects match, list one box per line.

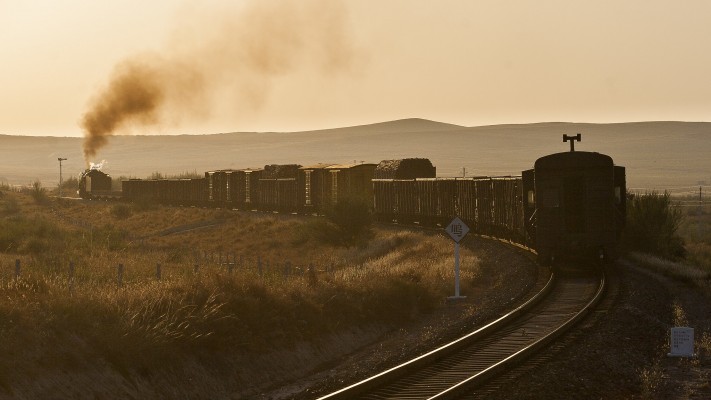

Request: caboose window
left=527, top=190, right=535, bottom=208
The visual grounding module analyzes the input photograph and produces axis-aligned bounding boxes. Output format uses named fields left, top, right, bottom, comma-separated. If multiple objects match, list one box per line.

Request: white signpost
left=445, top=217, right=469, bottom=300
left=668, top=327, right=695, bottom=357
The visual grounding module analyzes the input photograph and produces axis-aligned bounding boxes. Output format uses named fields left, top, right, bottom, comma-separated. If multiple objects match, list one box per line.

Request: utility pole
left=58, top=158, right=67, bottom=198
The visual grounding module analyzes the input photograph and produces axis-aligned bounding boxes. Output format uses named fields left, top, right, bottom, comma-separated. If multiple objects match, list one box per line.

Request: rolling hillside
left=1, top=119, right=709, bottom=190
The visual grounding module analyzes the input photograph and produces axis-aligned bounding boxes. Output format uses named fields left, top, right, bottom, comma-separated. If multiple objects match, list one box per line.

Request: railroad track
left=318, top=265, right=605, bottom=399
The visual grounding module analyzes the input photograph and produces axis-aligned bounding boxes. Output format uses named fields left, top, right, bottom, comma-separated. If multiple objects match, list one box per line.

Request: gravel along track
left=319, top=267, right=605, bottom=399
left=467, top=260, right=711, bottom=400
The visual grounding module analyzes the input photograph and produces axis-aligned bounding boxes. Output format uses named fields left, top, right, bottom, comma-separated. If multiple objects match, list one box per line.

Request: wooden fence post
left=69, top=261, right=75, bottom=292
left=258, top=256, right=263, bottom=277
left=117, top=263, right=124, bottom=287
left=308, top=263, right=317, bottom=286
left=284, top=261, right=291, bottom=279
left=194, top=263, right=199, bottom=274
left=156, top=263, right=162, bottom=280
left=14, top=259, right=20, bottom=279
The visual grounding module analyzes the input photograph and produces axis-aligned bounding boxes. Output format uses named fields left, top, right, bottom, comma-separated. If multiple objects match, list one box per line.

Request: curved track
left=319, top=266, right=605, bottom=399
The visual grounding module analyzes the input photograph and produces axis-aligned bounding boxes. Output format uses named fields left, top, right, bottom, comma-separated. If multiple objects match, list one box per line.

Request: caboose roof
left=534, top=151, right=613, bottom=170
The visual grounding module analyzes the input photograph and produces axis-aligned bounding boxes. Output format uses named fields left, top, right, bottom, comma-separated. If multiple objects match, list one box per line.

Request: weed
left=1, top=195, right=20, bottom=215
left=624, top=191, right=685, bottom=259
left=639, top=359, right=664, bottom=398
left=27, top=180, right=49, bottom=205
left=0, top=190, right=488, bottom=382
left=111, top=203, right=132, bottom=219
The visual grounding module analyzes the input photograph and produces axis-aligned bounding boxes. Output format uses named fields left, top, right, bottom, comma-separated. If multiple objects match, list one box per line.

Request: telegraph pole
left=58, top=158, right=67, bottom=198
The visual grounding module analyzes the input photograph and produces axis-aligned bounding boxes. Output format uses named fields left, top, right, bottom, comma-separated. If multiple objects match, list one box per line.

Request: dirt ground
left=267, top=256, right=711, bottom=400
left=476, top=260, right=711, bottom=400
left=259, top=237, right=540, bottom=399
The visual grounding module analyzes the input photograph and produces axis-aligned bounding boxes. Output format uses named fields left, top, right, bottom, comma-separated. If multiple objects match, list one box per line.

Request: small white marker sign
left=668, top=327, right=695, bottom=357
left=446, top=217, right=470, bottom=243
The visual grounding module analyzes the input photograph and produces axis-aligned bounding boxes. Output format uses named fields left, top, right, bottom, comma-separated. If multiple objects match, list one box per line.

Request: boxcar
left=228, top=168, right=262, bottom=210
left=258, top=164, right=301, bottom=212
left=529, top=150, right=626, bottom=263
left=206, top=170, right=233, bottom=206
left=325, top=163, right=377, bottom=205
left=297, top=163, right=334, bottom=213
left=372, top=158, right=436, bottom=223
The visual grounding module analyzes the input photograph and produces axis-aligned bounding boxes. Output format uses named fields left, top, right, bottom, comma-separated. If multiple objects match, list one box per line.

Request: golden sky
left=2, top=0, right=710, bottom=137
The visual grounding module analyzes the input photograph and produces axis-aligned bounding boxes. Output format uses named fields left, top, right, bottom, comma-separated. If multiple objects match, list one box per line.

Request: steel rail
left=317, top=269, right=556, bottom=400
left=430, top=269, right=606, bottom=399
left=318, top=267, right=605, bottom=400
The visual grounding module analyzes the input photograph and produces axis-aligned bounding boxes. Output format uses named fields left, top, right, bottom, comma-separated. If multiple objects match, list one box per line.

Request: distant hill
left=1, top=119, right=709, bottom=191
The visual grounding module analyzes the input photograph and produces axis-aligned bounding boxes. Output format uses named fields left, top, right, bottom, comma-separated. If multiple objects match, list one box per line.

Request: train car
left=324, top=163, right=377, bottom=206
left=528, top=135, right=626, bottom=263
left=228, top=168, right=263, bottom=210
left=122, top=177, right=208, bottom=206
left=373, top=158, right=436, bottom=223
left=206, top=170, right=232, bottom=206
left=297, top=163, right=334, bottom=213
left=258, top=164, right=301, bottom=212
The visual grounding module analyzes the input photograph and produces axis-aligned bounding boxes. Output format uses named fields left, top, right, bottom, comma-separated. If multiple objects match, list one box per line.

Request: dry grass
left=0, top=189, right=483, bottom=379
left=628, top=252, right=711, bottom=293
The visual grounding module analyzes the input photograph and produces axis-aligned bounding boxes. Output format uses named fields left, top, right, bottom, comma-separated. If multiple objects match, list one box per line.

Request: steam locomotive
left=79, top=135, right=626, bottom=263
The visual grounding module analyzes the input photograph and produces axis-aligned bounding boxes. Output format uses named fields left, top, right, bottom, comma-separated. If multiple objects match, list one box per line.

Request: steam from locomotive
left=81, top=0, right=360, bottom=163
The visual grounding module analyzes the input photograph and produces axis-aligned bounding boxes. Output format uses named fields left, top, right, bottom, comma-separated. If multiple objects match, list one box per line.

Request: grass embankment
left=623, top=192, right=711, bottom=290
left=0, top=189, right=484, bottom=390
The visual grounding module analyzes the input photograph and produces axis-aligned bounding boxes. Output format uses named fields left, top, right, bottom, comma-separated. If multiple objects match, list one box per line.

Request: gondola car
left=524, top=134, right=626, bottom=264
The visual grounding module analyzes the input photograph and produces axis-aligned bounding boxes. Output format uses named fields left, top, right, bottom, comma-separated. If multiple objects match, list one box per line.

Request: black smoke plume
left=81, top=0, right=360, bottom=162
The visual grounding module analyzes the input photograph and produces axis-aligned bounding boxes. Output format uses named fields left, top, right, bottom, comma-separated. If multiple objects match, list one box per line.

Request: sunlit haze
left=2, top=0, right=711, bottom=137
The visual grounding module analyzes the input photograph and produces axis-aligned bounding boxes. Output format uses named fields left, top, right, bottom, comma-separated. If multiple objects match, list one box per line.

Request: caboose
left=523, top=134, right=626, bottom=264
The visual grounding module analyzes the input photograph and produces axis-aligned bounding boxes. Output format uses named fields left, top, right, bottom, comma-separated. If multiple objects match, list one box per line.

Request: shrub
left=29, top=180, right=48, bottom=204
left=111, top=203, right=132, bottom=219
left=1, top=196, right=20, bottom=215
left=324, top=196, right=373, bottom=246
left=623, top=191, right=686, bottom=259
left=0, top=216, right=67, bottom=254
left=60, top=176, right=79, bottom=194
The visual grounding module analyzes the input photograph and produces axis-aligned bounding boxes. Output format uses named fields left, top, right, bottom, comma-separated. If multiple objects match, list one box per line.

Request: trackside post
left=445, top=217, right=469, bottom=300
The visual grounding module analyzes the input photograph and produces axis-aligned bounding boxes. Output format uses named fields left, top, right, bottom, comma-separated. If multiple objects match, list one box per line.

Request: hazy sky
left=2, top=0, right=711, bottom=137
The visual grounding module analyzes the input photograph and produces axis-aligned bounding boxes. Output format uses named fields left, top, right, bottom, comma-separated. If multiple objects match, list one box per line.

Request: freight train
left=79, top=135, right=626, bottom=263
